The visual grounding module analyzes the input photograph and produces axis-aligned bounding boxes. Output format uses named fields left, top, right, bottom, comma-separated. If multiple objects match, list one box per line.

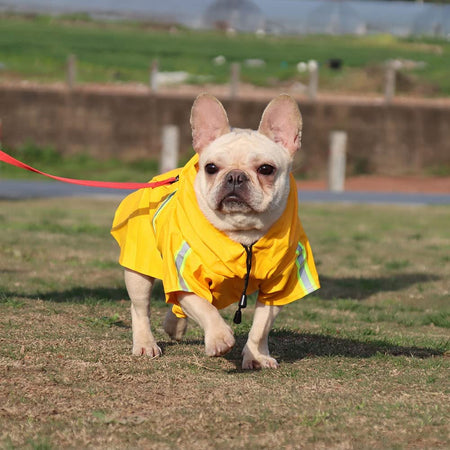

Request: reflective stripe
left=175, top=241, right=192, bottom=291
left=295, top=242, right=316, bottom=294
left=152, top=191, right=176, bottom=232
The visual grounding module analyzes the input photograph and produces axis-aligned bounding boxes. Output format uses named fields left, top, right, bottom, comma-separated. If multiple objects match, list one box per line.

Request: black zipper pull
left=233, top=244, right=253, bottom=324
left=233, top=309, right=242, bottom=324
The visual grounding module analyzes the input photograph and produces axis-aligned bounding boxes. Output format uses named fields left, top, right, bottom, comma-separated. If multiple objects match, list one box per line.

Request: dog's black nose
left=226, top=170, right=248, bottom=187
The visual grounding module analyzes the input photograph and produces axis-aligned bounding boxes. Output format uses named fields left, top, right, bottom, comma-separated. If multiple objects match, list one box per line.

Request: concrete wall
left=1, top=84, right=449, bottom=176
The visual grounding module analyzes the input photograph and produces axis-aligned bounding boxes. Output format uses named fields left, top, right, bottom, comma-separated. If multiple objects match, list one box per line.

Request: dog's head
left=191, top=94, right=302, bottom=245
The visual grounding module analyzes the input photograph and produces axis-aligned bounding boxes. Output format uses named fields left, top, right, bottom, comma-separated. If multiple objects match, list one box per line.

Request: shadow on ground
left=224, top=330, right=444, bottom=371
left=2, top=273, right=438, bottom=304
left=270, top=329, right=443, bottom=360
left=316, top=273, right=439, bottom=300
left=2, top=284, right=444, bottom=371
left=0, top=281, right=166, bottom=305
left=1, top=286, right=129, bottom=303
left=2, top=275, right=444, bottom=368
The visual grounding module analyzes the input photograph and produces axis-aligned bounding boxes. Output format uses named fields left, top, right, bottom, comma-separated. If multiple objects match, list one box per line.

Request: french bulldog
left=112, top=93, right=319, bottom=369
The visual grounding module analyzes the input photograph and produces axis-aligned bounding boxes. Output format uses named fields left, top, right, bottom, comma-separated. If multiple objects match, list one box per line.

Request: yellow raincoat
left=111, top=155, right=319, bottom=318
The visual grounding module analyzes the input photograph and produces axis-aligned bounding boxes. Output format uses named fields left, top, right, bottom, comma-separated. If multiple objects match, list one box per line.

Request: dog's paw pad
left=242, top=355, right=279, bottom=370
left=132, top=343, right=162, bottom=358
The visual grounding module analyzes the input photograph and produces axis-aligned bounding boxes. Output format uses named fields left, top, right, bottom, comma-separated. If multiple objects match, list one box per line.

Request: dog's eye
left=257, top=164, right=275, bottom=176
left=205, top=163, right=219, bottom=175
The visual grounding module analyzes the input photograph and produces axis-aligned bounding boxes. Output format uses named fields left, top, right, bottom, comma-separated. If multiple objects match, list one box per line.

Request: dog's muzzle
left=218, top=170, right=252, bottom=212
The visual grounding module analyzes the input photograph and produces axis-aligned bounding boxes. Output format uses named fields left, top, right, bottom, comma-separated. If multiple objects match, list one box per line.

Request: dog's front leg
left=242, top=302, right=283, bottom=369
left=178, top=292, right=235, bottom=356
left=124, top=268, right=162, bottom=357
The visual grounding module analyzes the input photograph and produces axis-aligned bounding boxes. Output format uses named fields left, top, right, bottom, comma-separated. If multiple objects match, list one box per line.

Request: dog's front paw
left=205, top=324, right=235, bottom=357
left=242, top=344, right=279, bottom=370
left=132, top=339, right=162, bottom=357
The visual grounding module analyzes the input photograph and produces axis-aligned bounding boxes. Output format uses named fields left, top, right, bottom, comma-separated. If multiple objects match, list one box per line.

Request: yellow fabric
left=111, top=155, right=320, bottom=318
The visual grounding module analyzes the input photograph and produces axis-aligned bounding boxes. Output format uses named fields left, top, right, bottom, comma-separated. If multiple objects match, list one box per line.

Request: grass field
left=0, top=13, right=450, bottom=96
left=0, top=198, right=449, bottom=449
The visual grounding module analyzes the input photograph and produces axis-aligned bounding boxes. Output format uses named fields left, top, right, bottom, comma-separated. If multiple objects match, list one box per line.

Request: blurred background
left=2, top=6, right=450, bottom=450
left=0, top=0, right=449, bottom=187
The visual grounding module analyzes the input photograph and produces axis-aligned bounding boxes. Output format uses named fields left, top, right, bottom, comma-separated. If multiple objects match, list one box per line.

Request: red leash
left=0, top=149, right=177, bottom=190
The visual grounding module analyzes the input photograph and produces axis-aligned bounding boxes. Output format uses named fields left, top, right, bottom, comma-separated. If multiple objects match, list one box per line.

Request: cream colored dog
left=115, top=94, right=319, bottom=369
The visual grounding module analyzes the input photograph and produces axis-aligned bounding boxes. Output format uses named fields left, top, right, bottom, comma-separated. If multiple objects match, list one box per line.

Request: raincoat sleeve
left=111, top=167, right=181, bottom=279
left=258, top=239, right=320, bottom=306
left=158, top=239, right=215, bottom=318
left=111, top=187, right=164, bottom=278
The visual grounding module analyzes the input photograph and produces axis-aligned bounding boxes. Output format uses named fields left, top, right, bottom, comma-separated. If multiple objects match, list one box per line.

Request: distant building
left=412, top=4, right=450, bottom=37
left=2, top=0, right=450, bottom=37
left=306, top=1, right=367, bottom=35
left=203, top=0, right=265, bottom=33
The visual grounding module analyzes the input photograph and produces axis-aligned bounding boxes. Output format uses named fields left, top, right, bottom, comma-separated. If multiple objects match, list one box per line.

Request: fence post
left=160, top=125, right=179, bottom=173
left=328, top=131, right=347, bottom=192
left=66, top=54, right=77, bottom=89
left=0, top=118, right=2, bottom=176
left=308, top=60, right=319, bottom=100
left=150, top=59, right=159, bottom=92
left=384, top=60, right=400, bottom=103
left=230, top=62, right=240, bottom=99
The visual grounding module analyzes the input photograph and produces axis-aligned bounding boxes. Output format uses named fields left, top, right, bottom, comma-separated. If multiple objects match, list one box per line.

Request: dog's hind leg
left=163, top=309, right=188, bottom=341
left=242, top=303, right=283, bottom=369
left=124, top=268, right=162, bottom=357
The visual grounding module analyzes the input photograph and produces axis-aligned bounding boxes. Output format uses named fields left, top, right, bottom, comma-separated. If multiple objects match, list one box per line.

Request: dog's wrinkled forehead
left=201, top=128, right=289, bottom=166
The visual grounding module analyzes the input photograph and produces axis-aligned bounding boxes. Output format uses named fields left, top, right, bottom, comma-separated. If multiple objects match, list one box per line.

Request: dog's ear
left=190, top=94, right=231, bottom=154
left=258, top=94, right=302, bottom=156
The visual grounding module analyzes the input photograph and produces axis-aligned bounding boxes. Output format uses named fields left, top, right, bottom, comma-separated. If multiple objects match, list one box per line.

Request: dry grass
left=0, top=198, right=449, bottom=449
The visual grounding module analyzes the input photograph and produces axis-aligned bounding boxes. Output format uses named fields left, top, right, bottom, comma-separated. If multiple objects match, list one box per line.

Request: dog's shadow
left=223, top=329, right=444, bottom=371
left=1, top=281, right=166, bottom=305
left=316, top=273, right=439, bottom=301
left=5, top=272, right=437, bottom=305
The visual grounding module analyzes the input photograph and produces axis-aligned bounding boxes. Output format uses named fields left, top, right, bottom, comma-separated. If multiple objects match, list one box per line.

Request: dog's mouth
left=219, top=193, right=253, bottom=212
